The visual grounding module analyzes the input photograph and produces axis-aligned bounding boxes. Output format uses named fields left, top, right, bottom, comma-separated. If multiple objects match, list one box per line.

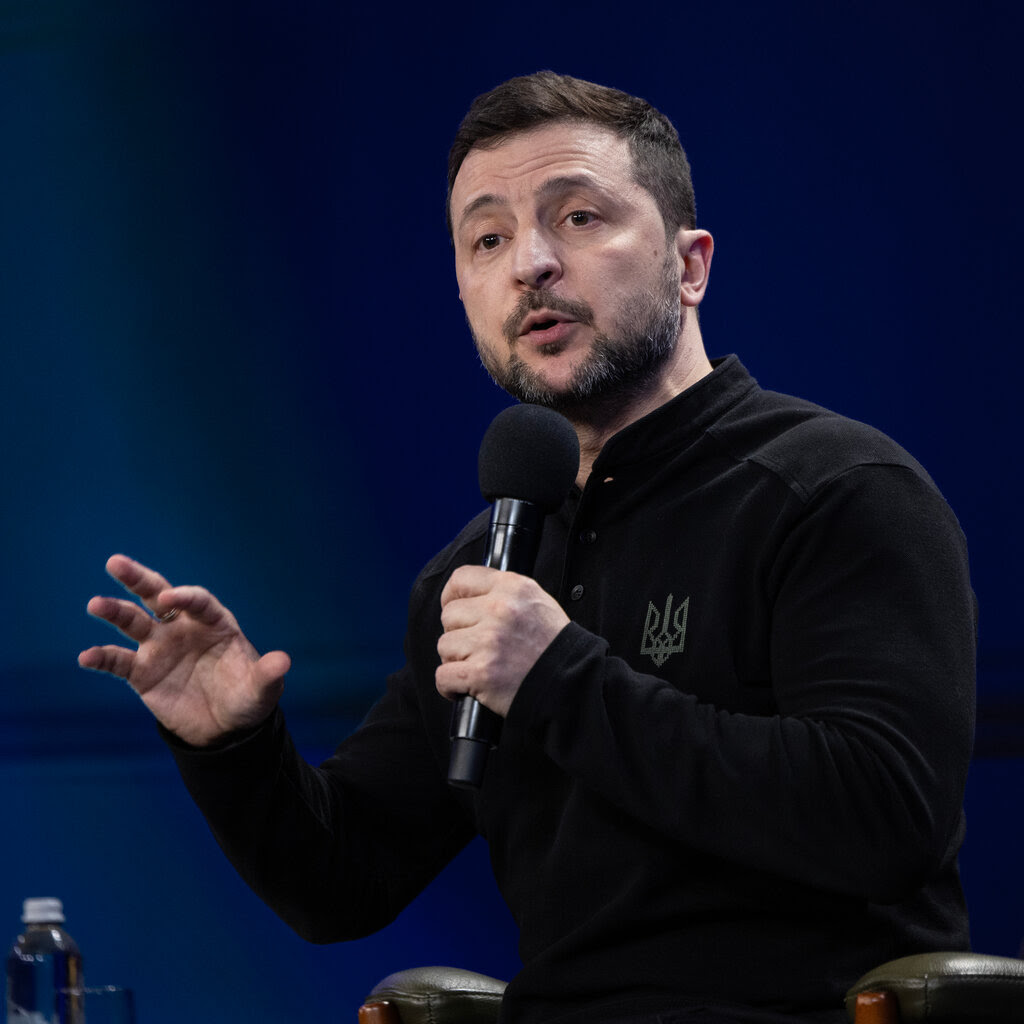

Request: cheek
left=460, top=296, right=499, bottom=353
left=461, top=281, right=505, bottom=332
left=594, top=251, right=665, bottom=306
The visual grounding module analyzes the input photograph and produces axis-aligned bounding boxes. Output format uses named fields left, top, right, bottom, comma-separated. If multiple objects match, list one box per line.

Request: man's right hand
left=78, top=554, right=290, bottom=747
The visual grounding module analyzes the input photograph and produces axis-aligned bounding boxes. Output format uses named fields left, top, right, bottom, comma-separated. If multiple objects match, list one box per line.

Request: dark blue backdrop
left=2, top=2, right=1021, bottom=1021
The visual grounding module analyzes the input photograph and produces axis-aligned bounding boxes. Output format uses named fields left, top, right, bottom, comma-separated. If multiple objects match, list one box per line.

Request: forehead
left=451, top=122, right=638, bottom=218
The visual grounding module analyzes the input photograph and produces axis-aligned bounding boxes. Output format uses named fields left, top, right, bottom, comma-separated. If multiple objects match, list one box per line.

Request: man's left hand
left=436, top=565, right=570, bottom=717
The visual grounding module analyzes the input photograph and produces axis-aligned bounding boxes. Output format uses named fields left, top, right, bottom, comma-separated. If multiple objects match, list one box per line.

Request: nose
left=511, top=227, right=562, bottom=290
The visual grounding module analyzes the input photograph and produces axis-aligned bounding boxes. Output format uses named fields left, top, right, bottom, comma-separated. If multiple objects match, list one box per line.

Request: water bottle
left=6, top=899, right=84, bottom=1024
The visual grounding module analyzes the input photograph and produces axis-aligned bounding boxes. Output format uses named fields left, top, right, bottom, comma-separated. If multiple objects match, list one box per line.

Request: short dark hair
left=446, top=71, right=697, bottom=239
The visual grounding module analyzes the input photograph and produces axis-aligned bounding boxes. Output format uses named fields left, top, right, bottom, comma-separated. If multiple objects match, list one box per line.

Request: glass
left=58, top=985, right=136, bottom=1024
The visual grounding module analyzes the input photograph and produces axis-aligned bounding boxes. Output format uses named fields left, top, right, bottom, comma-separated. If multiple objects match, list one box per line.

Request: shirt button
left=579, top=529, right=597, bottom=544
left=570, top=584, right=585, bottom=601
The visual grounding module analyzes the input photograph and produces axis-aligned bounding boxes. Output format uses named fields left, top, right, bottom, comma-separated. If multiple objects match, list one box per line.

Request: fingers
left=105, top=554, right=174, bottom=612
left=78, top=644, right=136, bottom=679
left=91, top=553, right=237, bottom=633
left=439, top=564, right=503, bottom=606
left=436, top=621, right=473, bottom=664
left=85, top=586, right=229, bottom=640
left=435, top=567, right=570, bottom=714
left=434, top=660, right=475, bottom=702
left=439, top=565, right=520, bottom=632
left=439, top=567, right=540, bottom=635
left=152, top=585, right=235, bottom=628
left=439, top=594, right=482, bottom=635
left=86, top=595, right=159, bottom=643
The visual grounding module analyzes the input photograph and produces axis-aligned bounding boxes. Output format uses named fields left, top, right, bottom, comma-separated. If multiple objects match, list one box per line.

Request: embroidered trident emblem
left=641, top=593, right=689, bottom=667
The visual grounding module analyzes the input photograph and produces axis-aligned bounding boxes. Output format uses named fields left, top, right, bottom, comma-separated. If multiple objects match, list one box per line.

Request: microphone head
left=478, top=404, right=580, bottom=512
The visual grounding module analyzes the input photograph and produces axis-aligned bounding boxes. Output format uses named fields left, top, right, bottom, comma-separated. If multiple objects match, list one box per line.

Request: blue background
left=2, top=1, right=1021, bottom=1021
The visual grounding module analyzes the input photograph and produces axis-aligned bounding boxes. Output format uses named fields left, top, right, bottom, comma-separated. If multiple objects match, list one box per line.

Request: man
left=80, top=72, right=976, bottom=1023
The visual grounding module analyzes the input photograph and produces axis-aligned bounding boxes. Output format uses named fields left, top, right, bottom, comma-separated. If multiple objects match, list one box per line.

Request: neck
left=571, top=334, right=712, bottom=488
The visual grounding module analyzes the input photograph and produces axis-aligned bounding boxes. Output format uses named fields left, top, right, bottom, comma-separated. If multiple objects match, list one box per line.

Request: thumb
left=254, top=650, right=291, bottom=690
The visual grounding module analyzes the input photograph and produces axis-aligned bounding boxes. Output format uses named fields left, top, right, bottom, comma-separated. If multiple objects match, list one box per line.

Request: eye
left=477, top=233, right=502, bottom=251
left=567, top=210, right=596, bottom=227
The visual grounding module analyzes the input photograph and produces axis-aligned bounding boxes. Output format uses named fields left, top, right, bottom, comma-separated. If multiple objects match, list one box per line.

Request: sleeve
left=167, top=625, right=476, bottom=944
left=503, top=464, right=976, bottom=903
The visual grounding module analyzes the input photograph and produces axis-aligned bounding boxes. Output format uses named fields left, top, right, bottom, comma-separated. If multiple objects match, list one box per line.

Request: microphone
left=447, top=403, right=580, bottom=790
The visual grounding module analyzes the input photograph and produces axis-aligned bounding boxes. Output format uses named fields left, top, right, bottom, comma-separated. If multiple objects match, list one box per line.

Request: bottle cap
left=21, top=898, right=65, bottom=924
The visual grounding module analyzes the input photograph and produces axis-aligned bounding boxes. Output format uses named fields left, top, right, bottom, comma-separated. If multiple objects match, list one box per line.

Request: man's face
left=450, top=123, right=684, bottom=424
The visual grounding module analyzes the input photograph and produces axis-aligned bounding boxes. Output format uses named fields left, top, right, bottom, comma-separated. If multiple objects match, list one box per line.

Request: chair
left=845, top=952, right=1024, bottom=1022
left=357, top=966, right=506, bottom=1024
left=358, top=954, right=1024, bottom=1023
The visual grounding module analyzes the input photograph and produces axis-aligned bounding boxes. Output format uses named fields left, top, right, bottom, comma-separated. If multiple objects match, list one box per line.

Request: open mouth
left=505, top=302, right=590, bottom=346
left=520, top=310, right=574, bottom=336
left=528, top=319, right=562, bottom=333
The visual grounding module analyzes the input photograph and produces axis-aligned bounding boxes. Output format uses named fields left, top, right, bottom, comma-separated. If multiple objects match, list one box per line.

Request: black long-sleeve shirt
left=170, top=356, right=975, bottom=1023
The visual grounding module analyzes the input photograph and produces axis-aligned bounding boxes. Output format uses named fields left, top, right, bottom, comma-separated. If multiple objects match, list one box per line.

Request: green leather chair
left=358, top=966, right=505, bottom=1024
left=844, top=952, right=1024, bottom=1022
left=358, top=953, right=1024, bottom=1023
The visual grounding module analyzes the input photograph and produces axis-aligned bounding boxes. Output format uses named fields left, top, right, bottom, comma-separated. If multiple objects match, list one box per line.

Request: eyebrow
left=457, top=193, right=506, bottom=234
left=456, top=173, right=609, bottom=235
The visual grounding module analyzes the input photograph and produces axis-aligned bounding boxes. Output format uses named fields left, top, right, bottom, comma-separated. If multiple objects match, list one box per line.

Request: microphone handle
left=448, top=499, right=544, bottom=790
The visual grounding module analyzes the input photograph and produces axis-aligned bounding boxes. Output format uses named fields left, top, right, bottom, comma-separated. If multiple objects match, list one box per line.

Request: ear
left=674, top=229, right=714, bottom=308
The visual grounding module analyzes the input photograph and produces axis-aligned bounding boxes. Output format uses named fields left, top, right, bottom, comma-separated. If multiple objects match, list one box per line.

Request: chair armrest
left=845, top=952, right=1024, bottom=1021
left=361, top=966, right=507, bottom=1024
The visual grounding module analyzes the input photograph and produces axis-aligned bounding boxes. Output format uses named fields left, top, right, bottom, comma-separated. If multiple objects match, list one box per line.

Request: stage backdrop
left=2, top=2, right=1021, bottom=1022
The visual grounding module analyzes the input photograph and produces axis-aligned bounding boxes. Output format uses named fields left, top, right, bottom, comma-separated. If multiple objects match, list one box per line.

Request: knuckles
left=435, top=661, right=474, bottom=699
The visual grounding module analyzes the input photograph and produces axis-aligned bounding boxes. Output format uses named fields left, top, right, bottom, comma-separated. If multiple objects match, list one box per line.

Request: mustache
left=502, top=292, right=595, bottom=346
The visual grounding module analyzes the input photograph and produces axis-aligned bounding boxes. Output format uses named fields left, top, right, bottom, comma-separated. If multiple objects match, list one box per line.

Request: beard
left=470, top=252, right=683, bottom=429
